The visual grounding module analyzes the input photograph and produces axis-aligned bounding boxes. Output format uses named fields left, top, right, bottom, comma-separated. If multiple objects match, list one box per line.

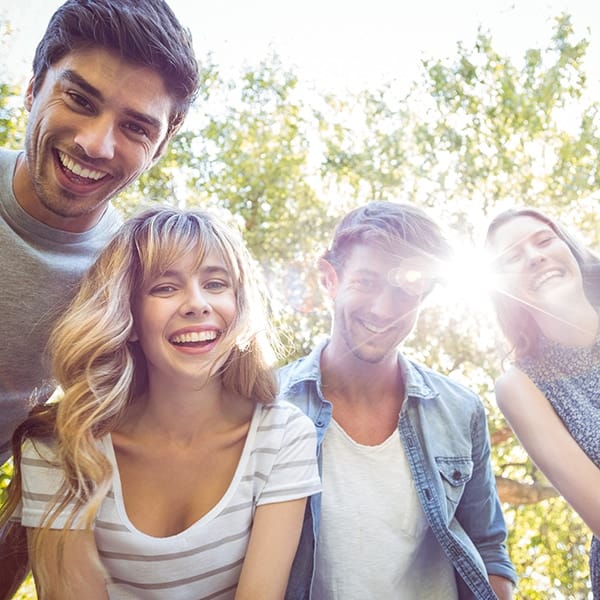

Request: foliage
left=1, top=11, right=598, bottom=600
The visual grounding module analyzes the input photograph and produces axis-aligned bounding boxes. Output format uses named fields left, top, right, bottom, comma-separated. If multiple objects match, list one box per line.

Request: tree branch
left=496, top=475, right=558, bottom=504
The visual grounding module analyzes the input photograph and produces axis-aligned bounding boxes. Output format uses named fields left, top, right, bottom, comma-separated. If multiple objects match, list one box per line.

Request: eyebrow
left=159, top=265, right=231, bottom=278
left=201, top=265, right=231, bottom=277
left=61, top=69, right=164, bottom=131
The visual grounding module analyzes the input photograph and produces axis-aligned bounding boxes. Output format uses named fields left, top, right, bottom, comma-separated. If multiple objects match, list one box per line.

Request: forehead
left=489, top=216, right=553, bottom=253
left=343, top=243, right=437, bottom=275
left=150, top=245, right=231, bottom=275
left=46, top=46, right=173, bottom=128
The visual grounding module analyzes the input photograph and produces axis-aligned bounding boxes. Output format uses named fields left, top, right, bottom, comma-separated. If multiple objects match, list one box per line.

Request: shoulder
left=21, top=436, right=59, bottom=465
left=407, top=358, right=481, bottom=410
left=277, top=356, right=316, bottom=390
left=494, top=366, right=547, bottom=423
left=276, top=340, right=327, bottom=392
left=495, top=366, right=527, bottom=392
left=494, top=366, right=534, bottom=408
left=257, top=400, right=316, bottom=435
left=0, top=147, right=19, bottom=166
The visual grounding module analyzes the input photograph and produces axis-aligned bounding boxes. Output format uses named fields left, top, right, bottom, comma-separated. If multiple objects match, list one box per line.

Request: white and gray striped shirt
left=20, top=400, right=320, bottom=599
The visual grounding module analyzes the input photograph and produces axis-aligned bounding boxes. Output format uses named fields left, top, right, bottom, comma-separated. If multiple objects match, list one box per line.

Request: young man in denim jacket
left=279, top=201, right=517, bottom=599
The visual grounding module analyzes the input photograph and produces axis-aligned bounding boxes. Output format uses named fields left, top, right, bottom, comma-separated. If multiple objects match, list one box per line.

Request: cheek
left=124, top=149, right=154, bottom=178
left=214, top=292, right=238, bottom=325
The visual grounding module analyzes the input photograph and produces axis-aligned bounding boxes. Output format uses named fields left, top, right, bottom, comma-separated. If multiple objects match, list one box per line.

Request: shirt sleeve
left=20, top=438, right=84, bottom=530
left=255, top=402, right=321, bottom=506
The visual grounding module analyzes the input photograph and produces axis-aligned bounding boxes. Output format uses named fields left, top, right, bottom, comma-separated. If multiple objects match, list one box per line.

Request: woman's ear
left=318, top=258, right=339, bottom=299
left=129, top=327, right=139, bottom=343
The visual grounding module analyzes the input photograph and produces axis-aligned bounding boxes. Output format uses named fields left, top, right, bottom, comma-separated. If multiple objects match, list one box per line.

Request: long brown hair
left=485, top=207, right=600, bottom=360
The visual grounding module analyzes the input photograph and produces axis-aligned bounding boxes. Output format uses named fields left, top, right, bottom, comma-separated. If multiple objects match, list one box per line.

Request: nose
left=73, top=116, right=116, bottom=160
left=370, top=284, right=400, bottom=319
left=180, top=285, right=211, bottom=317
left=524, top=244, right=545, bottom=267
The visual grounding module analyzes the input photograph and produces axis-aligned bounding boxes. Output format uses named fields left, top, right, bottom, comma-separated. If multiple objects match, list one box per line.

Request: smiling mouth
left=169, top=330, right=220, bottom=347
left=357, top=319, right=393, bottom=335
left=531, top=269, right=563, bottom=291
left=57, top=151, right=108, bottom=183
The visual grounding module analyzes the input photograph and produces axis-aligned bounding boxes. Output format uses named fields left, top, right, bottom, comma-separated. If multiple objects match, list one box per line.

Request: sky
left=2, top=0, right=600, bottom=94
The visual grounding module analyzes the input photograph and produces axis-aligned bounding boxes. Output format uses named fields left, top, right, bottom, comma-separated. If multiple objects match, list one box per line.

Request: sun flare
left=440, top=242, right=496, bottom=316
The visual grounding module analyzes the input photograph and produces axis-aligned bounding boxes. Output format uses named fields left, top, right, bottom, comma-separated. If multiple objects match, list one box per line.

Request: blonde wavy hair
left=0, top=206, right=279, bottom=589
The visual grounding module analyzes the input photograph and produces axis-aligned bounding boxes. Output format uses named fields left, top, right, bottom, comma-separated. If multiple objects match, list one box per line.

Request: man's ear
left=25, top=77, right=35, bottom=112
left=318, top=258, right=339, bottom=299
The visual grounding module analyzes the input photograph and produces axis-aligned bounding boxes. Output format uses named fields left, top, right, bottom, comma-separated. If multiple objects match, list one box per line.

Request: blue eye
left=150, top=284, right=176, bottom=295
left=205, top=280, right=230, bottom=291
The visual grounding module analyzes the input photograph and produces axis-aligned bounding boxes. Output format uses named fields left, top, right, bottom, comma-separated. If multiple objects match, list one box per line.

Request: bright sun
left=440, top=242, right=496, bottom=317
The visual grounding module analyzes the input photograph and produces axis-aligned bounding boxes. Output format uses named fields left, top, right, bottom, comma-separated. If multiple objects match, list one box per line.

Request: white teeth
left=360, top=321, right=388, bottom=334
left=532, top=270, right=562, bottom=290
left=58, top=151, right=106, bottom=181
left=171, top=331, right=218, bottom=344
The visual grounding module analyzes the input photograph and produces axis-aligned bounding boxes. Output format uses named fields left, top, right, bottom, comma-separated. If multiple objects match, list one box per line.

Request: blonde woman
left=485, top=207, right=600, bottom=596
left=0, top=207, right=320, bottom=599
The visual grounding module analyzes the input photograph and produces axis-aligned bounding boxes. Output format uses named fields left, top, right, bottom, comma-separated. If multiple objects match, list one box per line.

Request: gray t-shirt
left=0, top=148, right=122, bottom=463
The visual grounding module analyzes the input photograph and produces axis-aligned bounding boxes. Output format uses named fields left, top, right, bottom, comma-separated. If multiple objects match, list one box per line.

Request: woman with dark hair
left=485, top=207, right=600, bottom=595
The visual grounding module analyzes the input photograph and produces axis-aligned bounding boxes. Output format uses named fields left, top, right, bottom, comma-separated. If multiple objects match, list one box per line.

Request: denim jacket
left=279, top=340, right=517, bottom=600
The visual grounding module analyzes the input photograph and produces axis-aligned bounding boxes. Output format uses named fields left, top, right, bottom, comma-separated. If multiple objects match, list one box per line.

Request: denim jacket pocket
left=435, top=456, right=474, bottom=508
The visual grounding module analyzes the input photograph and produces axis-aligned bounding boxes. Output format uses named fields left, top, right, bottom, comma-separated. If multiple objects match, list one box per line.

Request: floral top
left=518, top=313, right=600, bottom=593
left=518, top=318, right=600, bottom=466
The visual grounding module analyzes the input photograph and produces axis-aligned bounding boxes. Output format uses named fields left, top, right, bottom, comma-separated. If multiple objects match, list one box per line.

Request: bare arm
left=0, top=523, right=29, bottom=600
left=496, top=367, right=600, bottom=537
left=27, top=527, right=108, bottom=600
left=489, top=574, right=514, bottom=599
left=235, top=498, right=307, bottom=600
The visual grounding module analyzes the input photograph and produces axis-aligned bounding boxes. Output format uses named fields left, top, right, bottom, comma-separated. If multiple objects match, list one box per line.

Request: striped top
left=20, top=401, right=321, bottom=599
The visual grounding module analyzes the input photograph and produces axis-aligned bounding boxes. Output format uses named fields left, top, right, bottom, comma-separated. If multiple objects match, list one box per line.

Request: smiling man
left=279, top=201, right=517, bottom=599
left=0, top=0, right=198, bottom=595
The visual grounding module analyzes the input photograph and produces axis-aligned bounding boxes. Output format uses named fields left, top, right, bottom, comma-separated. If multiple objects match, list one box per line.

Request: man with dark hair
left=280, top=201, right=517, bottom=599
left=0, top=1, right=199, bottom=595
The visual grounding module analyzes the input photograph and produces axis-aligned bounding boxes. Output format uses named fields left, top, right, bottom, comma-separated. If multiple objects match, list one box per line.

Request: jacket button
left=452, top=470, right=461, bottom=480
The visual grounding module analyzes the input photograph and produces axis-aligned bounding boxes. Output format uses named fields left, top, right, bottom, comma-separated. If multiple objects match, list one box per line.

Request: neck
left=533, top=295, right=599, bottom=347
left=124, top=376, right=247, bottom=443
left=320, top=341, right=401, bottom=405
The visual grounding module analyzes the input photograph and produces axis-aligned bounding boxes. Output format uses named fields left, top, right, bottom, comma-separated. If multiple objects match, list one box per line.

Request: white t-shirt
left=20, top=401, right=321, bottom=599
left=312, top=419, right=458, bottom=600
